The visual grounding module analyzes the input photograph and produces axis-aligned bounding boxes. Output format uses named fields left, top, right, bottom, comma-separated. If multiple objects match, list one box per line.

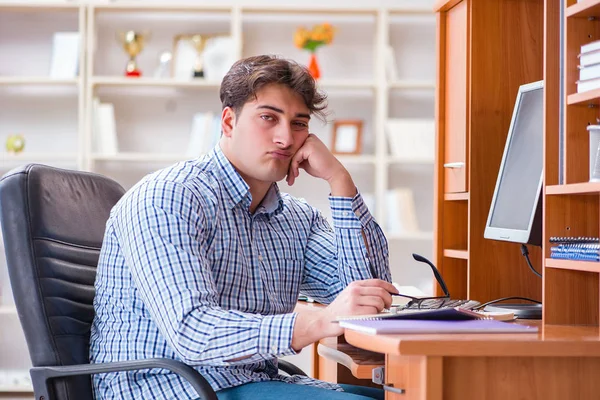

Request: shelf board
left=387, top=156, right=434, bottom=165
left=90, top=77, right=376, bottom=92
left=388, top=7, right=435, bottom=16
left=336, top=155, right=376, bottom=165
left=546, top=258, right=600, bottom=273
left=444, top=192, right=469, bottom=201
left=91, top=152, right=189, bottom=163
left=1, top=153, right=78, bottom=163
left=241, top=4, right=379, bottom=15
left=0, top=76, right=79, bottom=86
left=92, top=3, right=232, bottom=12
left=0, top=1, right=80, bottom=11
left=546, top=182, right=600, bottom=195
left=566, top=0, right=600, bottom=18
left=389, top=80, right=436, bottom=90
left=90, top=77, right=221, bottom=88
left=567, top=89, right=600, bottom=105
left=318, top=80, right=376, bottom=90
left=0, top=306, right=16, bottom=316
left=387, top=231, right=433, bottom=241
left=0, top=385, right=33, bottom=393
left=443, top=249, right=469, bottom=259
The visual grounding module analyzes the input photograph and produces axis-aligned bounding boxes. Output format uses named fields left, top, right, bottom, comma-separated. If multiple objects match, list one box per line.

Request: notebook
left=335, top=306, right=514, bottom=322
left=339, top=319, right=538, bottom=335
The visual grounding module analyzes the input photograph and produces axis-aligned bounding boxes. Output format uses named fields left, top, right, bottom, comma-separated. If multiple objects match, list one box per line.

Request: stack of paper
left=339, top=319, right=538, bottom=335
left=577, top=40, right=600, bottom=93
left=49, top=32, right=79, bottom=79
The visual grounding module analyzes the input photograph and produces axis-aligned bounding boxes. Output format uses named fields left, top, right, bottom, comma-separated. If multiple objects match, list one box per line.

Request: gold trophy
left=117, top=31, right=149, bottom=77
left=190, top=34, right=208, bottom=78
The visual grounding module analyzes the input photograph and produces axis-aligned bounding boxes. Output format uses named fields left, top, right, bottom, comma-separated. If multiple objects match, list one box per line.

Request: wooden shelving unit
left=434, top=0, right=544, bottom=304
left=541, top=0, right=600, bottom=327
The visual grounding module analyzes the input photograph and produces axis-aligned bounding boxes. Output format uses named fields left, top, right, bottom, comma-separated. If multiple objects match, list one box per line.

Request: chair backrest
left=0, top=164, right=125, bottom=400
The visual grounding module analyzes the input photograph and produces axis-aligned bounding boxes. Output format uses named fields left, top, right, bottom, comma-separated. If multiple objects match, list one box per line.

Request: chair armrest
left=277, top=359, right=307, bottom=376
left=30, top=358, right=217, bottom=400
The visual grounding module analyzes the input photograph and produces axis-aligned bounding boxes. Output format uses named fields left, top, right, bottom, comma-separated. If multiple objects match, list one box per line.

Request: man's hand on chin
left=286, top=134, right=357, bottom=197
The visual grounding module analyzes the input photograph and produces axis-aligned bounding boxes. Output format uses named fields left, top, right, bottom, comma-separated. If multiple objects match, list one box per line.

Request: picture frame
left=331, top=120, right=363, bottom=155
left=172, top=33, right=234, bottom=80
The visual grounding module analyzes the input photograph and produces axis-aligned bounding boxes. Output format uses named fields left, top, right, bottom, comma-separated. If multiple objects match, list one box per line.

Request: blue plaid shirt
left=90, top=145, right=390, bottom=399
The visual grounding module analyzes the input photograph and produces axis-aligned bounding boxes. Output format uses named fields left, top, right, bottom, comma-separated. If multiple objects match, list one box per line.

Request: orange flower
left=294, top=27, right=310, bottom=49
left=293, top=23, right=336, bottom=52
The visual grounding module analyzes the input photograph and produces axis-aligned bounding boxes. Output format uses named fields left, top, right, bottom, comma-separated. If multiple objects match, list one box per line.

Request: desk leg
left=385, top=355, right=442, bottom=400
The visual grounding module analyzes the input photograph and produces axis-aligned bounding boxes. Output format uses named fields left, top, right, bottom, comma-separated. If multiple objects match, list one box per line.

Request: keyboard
left=403, top=298, right=480, bottom=310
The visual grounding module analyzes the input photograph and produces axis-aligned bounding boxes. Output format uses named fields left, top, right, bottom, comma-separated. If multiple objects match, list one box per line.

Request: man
left=90, top=55, right=397, bottom=400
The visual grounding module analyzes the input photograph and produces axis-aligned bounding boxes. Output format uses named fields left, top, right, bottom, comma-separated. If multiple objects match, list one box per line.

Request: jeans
left=215, top=382, right=384, bottom=400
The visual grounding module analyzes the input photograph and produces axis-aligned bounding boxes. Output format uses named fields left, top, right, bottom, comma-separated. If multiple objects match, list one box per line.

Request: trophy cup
left=117, top=31, right=149, bottom=77
left=190, top=34, right=208, bottom=78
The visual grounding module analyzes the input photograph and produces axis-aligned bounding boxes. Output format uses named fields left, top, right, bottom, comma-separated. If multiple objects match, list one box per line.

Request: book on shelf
left=578, top=49, right=600, bottom=68
left=385, top=188, right=419, bottom=234
left=339, top=318, right=537, bottom=335
left=578, top=62, right=600, bottom=81
left=385, top=118, right=434, bottom=162
left=186, top=112, right=221, bottom=157
left=581, top=40, right=600, bottom=55
left=576, top=76, right=600, bottom=93
left=49, top=32, right=79, bottom=79
left=384, top=44, right=398, bottom=82
left=92, top=97, right=118, bottom=155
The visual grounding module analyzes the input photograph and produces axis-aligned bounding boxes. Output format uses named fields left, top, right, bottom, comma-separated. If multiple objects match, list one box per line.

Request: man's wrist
left=327, top=169, right=356, bottom=197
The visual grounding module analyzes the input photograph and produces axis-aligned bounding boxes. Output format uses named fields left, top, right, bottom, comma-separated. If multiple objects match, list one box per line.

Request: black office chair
left=0, top=164, right=305, bottom=400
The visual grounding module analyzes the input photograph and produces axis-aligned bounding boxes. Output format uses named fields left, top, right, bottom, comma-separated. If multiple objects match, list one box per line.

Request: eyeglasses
left=396, top=253, right=452, bottom=310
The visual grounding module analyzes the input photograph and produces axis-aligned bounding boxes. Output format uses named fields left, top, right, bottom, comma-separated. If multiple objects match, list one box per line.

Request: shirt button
left=344, top=211, right=350, bottom=216
left=258, top=254, right=263, bottom=261
left=271, top=345, right=278, bottom=353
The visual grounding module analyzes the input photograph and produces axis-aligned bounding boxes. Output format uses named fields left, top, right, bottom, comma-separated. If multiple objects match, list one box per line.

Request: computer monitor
left=484, top=80, right=544, bottom=247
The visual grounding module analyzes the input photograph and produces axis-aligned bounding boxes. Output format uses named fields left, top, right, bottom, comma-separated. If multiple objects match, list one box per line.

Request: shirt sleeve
left=299, top=191, right=391, bottom=304
left=113, top=179, right=297, bottom=366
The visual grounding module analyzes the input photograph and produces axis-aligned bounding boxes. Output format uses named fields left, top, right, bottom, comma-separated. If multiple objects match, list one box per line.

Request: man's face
left=221, top=83, right=311, bottom=186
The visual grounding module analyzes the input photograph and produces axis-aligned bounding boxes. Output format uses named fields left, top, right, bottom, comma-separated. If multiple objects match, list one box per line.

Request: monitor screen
left=484, top=81, right=544, bottom=246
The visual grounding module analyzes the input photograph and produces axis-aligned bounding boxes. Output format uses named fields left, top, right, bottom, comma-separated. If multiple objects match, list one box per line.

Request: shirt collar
left=210, top=145, right=283, bottom=216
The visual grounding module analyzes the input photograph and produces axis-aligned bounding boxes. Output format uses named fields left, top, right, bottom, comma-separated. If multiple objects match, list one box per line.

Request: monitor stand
left=483, top=303, right=542, bottom=320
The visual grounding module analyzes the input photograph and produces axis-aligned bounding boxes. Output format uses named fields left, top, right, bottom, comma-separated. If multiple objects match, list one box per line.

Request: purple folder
left=339, top=319, right=538, bottom=335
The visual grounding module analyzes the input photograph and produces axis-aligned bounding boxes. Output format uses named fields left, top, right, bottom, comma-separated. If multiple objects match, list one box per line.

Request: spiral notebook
left=339, top=319, right=538, bottom=335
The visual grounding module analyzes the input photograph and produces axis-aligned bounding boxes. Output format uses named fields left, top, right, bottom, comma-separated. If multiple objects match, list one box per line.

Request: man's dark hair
left=220, top=55, right=328, bottom=122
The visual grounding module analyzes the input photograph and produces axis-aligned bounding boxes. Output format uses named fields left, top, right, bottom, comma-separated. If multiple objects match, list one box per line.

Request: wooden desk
left=344, top=322, right=600, bottom=400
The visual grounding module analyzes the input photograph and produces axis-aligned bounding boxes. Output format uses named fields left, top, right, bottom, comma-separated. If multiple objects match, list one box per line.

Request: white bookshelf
left=0, top=0, right=437, bottom=386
